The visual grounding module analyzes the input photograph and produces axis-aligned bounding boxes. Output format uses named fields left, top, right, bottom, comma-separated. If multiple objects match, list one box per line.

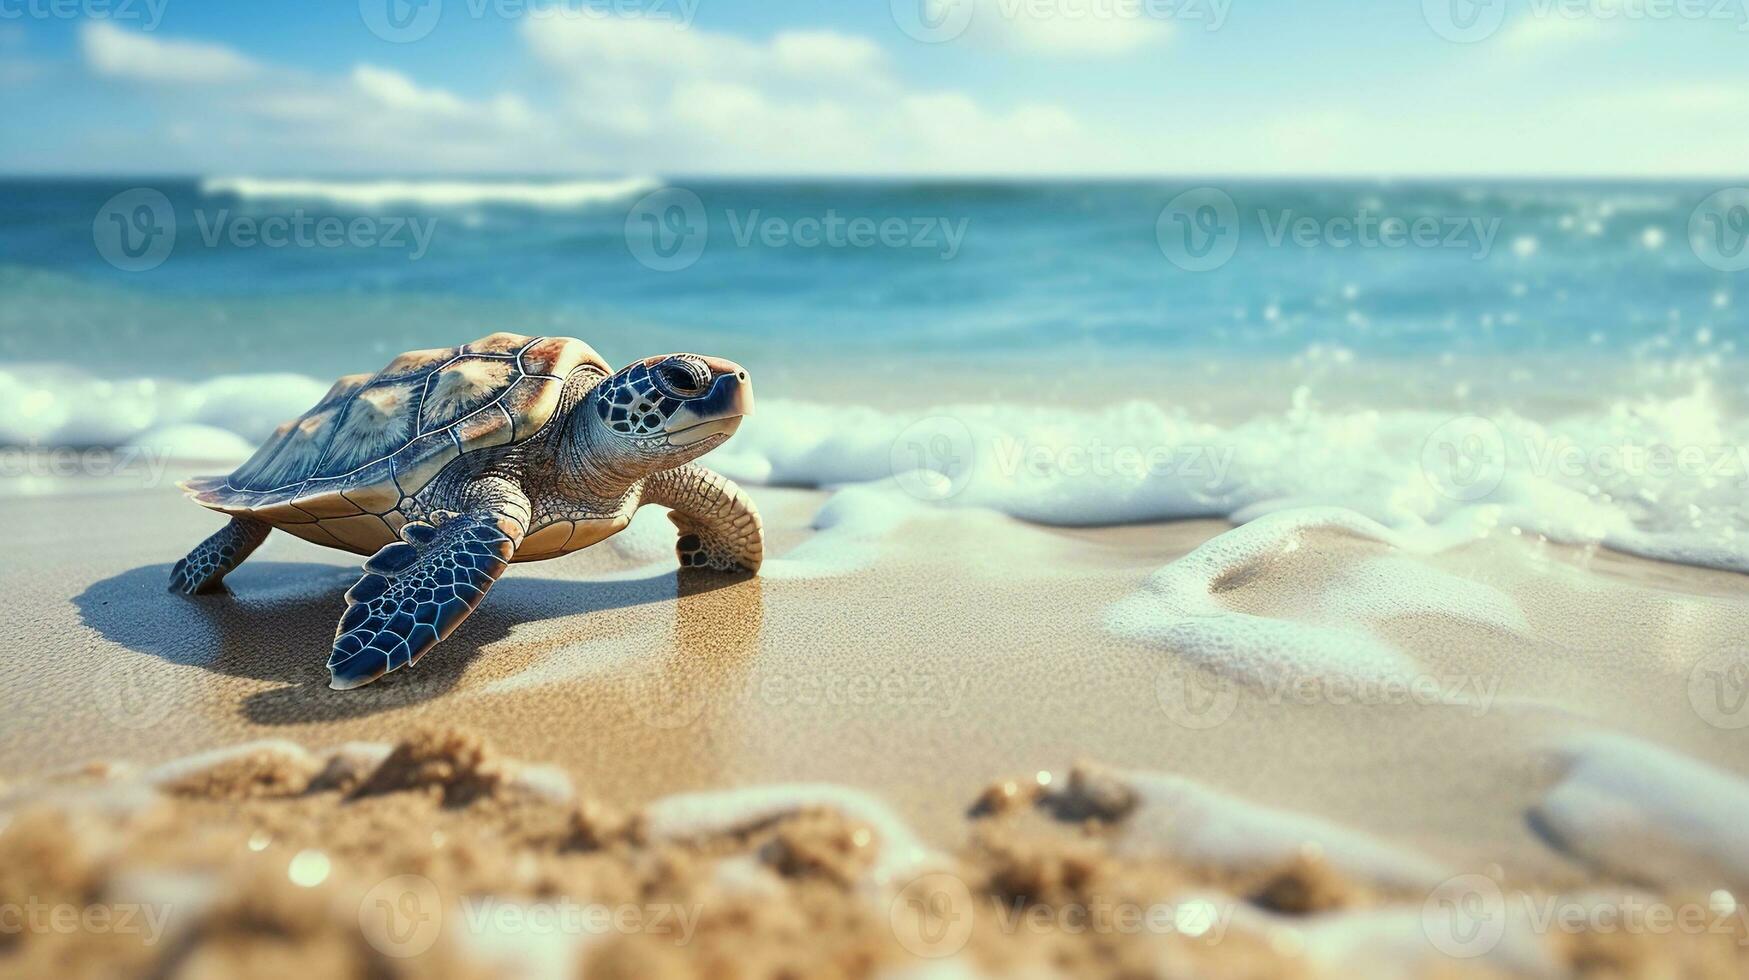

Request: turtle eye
left=653, top=357, right=708, bottom=398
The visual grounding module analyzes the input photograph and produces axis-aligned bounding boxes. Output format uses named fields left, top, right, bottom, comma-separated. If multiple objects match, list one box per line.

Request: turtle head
left=583, top=353, right=753, bottom=473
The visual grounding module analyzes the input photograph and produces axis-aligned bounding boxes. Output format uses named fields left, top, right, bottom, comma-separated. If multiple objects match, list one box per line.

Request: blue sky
left=1, top=0, right=1746, bottom=176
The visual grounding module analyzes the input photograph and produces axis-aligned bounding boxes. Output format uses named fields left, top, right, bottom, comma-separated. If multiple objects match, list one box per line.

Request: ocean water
left=1, top=177, right=1745, bottom=569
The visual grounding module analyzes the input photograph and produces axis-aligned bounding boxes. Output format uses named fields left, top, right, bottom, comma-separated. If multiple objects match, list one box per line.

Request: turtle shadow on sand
left=74, top=560, right=751, bottom=725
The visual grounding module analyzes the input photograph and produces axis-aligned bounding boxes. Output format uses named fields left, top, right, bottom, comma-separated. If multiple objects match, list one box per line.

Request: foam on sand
left=199, top=175, right=660, bottom=209
left=1105, top=507, right=1528, bottom=694
left=1530, top=732, right=1749, bottom=892
left=716, top=386, right=1749, bottom=574
left=1058, top=762, right=1453, bottom=891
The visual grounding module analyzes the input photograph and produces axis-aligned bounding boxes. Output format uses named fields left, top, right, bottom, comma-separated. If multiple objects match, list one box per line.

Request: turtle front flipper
left=639, top=463, right=763, bottom=573
left=328, top=482, right=529, bottom=690
left=170, top=517, right=272, bottom=595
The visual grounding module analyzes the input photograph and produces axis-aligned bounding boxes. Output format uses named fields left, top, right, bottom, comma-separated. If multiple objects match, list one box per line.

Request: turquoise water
left=1, top=177, right=1741, bottom=382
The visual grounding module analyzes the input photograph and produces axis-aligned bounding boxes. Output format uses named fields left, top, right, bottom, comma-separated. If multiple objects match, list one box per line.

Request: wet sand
left=4, top=476, right=1749, bottom=976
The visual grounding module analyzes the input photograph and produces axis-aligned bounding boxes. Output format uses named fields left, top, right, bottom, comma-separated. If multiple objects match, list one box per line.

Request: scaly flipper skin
left=328, top=481, right=529, bottom=690
left=640, top=462, right=763, bottom=572
left=169, top=517, right=272, bottom=595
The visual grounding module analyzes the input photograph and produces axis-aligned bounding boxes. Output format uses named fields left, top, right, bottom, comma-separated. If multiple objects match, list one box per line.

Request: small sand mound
left=349, top=728, right=506, bottom=806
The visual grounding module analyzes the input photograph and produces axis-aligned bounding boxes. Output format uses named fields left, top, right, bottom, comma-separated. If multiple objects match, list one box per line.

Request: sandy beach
left=4, top=470, right=1748, bottom=977
left=6, top=1, right=1749, bottom=971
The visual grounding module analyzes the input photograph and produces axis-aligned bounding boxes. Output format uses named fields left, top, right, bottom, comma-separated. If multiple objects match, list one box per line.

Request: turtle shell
left=183, top=332, right=607, bottom=550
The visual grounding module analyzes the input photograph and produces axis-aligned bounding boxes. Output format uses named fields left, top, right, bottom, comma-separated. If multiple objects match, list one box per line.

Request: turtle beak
left=665, top=358, right=752, bottom=448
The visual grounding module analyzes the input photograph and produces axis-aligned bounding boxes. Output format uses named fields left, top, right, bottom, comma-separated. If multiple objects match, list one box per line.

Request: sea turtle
left=170, top=331, right=762, bottom=690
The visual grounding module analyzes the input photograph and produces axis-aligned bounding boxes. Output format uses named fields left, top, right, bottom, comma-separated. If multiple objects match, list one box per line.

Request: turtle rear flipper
left=169, top=517, right=272, bottom=595
left=327, top=488, right=527, bottom=690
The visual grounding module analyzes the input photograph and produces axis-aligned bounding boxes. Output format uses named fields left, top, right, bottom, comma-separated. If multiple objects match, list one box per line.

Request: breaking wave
left=5, top=363, right=1748, bottom=573
left=198, top=175, right=661, bottom=209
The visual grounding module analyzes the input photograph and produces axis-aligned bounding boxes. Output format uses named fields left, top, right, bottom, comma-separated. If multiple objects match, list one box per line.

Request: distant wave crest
left=198, top=175, right=660, bottom=209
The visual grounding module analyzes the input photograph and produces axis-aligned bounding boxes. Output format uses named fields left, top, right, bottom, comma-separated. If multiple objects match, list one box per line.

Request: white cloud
left=770, top=31, right=888, bottom=78
left=74, top=24, right=550, bottom=172
left=995, top=1, right=1173, bottom=54
left=924, top=0, right=1174, bottom=55
left=350, top=65, right=471, bottom=117
left=1499, top=14, right=1616, bottom=51
left=521, top=12, right=1081, bottom=172
left=80, top=21, right=259, bottom=84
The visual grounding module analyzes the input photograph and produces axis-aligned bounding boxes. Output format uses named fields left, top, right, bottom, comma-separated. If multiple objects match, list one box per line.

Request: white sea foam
left=1072, top=765, right=1453, bottom=891
left=199, top=176, right=660, bottom=210
left=0, top=364, right=326, bottom=459
left=715, top=390, right=1749, bottom=574
left=1530, top=732, right=1749, bottom=892
left=5, top=363, right=1748, bottom=573
left=1105, top=507, right=1529, bottom=695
